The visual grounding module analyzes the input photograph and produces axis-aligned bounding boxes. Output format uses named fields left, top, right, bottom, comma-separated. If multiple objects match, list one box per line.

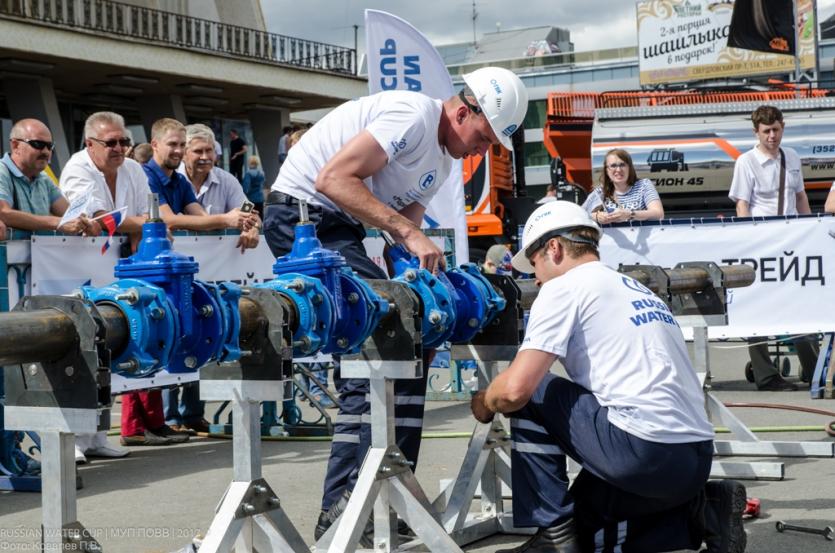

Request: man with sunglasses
left=470, top=201, right=745, bottom=553
left=61, top=111, right=153, bottom=247
left=0, top=118, right=99, bottom=236
left=261, top=66, right=529, bottom=542
left=61, top=112, right=185, bottom=455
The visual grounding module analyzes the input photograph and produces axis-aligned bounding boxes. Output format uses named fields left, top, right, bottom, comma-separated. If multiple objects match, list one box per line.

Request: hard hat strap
left=524, top=230, right=598, bottom=260
left=458, top=89, right=483, bottom=115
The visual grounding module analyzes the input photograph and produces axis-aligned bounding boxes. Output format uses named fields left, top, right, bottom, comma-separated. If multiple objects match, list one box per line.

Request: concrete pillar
left=3, top=76, right=71, bottom=174
left=248, top=107, right=289, bottom=185
left=137, top=94, right=187, bottom=139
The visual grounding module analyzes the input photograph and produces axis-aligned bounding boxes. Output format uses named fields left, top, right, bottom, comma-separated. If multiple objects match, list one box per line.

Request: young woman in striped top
left=582, top=148, right=664, bottom=224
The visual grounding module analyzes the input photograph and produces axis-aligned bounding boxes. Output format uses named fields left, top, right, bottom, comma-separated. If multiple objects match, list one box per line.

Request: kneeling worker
left=470, top=201, right=746, bottom=553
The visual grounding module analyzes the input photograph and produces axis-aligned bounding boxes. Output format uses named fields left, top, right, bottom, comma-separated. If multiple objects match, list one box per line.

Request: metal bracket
left=202, top=288, right=292, bottom=382
left=234, top=479, right=282, bottom=519
left=5, top=295, right=108, bottom=414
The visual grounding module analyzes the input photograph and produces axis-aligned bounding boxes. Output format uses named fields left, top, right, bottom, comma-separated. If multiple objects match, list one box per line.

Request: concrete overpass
left=0, top=0, right=367, bottom=182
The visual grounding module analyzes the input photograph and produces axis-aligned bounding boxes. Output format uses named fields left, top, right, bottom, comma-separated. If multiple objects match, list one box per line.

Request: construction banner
left=727, top=0, right=795, bottom=55
left=636, top=0, right=816, bottom=86
left=599, top=216, right=835, bottom=338
left=365, top=9, right=469, bottom=263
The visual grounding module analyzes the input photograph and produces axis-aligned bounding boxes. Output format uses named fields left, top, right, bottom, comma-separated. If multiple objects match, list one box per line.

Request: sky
left=261, top=0, right=835, bottom=56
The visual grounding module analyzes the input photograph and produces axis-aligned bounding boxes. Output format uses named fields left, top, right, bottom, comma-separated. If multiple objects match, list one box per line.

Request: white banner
left=30, top=235, right=277, bottom=296
left=29, top=233, right=429, bottom=296
left=600, top=216, right=835, bottom=338
left=636, top=0, right=816, bottom=86
left=365, top=9, right=469, bottom=264
left=31, top=235, right=124, bottom=295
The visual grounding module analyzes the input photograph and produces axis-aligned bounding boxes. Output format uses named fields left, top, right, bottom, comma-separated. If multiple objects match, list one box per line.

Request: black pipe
left=0, top=308, right=79, bottom=365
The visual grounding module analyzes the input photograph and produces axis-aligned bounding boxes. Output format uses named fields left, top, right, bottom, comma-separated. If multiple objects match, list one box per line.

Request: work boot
left=496, top=519, right=580, bottom=553
left=313, top=490, right=374, bottom=548
left=702, top=480, right=747, bottom=553
left=150, top=425, right=190, bottom=443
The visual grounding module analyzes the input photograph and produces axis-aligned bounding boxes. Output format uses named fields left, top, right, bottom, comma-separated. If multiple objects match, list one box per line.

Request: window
left=524, top=141, right=550, bottom=167
left=523, top=99, right=547, bottom=129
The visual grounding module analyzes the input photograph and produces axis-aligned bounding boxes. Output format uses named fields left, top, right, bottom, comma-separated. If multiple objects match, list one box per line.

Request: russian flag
left=93, top=207, right=126, bottom=254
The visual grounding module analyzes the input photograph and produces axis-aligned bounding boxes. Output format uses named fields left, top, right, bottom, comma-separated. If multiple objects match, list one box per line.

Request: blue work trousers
left=162, top=382, right=204, bottom=426
left=509, top=373, right=712, bottom=553
left=264, top=199, right=429, bottom=511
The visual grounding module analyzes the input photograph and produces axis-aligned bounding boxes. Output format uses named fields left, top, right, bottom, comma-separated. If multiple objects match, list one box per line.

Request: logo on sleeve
left=418, top=170, right=437, bottom=191
left=391, top=139, right=407, bottom=155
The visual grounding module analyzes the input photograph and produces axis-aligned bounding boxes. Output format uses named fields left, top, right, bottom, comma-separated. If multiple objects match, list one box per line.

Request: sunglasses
left=89, top=137, right=132, bottom=149
left=15, top=138, right=55, bottom=151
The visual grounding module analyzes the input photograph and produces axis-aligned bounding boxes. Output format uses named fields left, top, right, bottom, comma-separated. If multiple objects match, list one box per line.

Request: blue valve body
left=81, top=279, right=177, bottom=377
left=388, top=244, right=507, bottom=346
left=266, top=221, right=388, bottom=356
left=84, top=219, right=239, bottom=375
left=445, top=263, right=506, bottom=343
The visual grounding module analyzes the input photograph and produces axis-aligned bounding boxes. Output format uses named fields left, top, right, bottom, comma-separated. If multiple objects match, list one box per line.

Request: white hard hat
left=461, top=67, right=528, bottom=150
left=511, top=201, right=601, bottom=274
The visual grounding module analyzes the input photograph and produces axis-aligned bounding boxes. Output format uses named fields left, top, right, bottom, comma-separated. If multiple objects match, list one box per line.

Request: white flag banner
left=365, top=9, right=469, bottom=263
left=57, top=191, right=96, bottom=228
left=599, top=217, right=835, bottom=338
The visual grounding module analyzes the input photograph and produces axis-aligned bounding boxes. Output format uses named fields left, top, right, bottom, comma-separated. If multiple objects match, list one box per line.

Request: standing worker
left=471, top=201, right=746, bottom=553
left=263, top=66, right=528, bottom=542
left=728, top=105, right=818, bottom=391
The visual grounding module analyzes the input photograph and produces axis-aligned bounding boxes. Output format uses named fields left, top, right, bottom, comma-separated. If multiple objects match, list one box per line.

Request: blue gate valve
left=444, top=263, right=507, bottom=343
left=388, top=244, right=457, bottom=349
left=102, top=218, right=229, bottom=373
left=262, top=203, right=388, bottom=356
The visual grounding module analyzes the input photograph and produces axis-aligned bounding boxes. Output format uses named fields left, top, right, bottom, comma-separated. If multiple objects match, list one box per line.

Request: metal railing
left=0, top=0, right=356, bottom=75
left=446, top=46, right=639, bottom=78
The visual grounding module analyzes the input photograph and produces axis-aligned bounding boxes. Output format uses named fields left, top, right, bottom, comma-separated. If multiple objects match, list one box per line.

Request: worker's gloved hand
left=470, top=390, right=495, bottom=424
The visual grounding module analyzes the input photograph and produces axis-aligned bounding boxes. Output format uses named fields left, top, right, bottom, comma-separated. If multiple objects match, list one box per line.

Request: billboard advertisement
left=637, top=0, right=816, bottom=86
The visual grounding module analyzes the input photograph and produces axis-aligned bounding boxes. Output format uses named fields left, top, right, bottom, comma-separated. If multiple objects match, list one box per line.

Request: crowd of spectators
left=0, top=112, right=265, bottom=463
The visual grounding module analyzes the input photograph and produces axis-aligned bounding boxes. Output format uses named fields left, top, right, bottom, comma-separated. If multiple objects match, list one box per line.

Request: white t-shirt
left=272, top=90, right=452, bottom=216
left=59, top=149, right=150, bottom=218
left=728, top=146, right=804, bottom=216
left=520, top=261, right=714, bottom=444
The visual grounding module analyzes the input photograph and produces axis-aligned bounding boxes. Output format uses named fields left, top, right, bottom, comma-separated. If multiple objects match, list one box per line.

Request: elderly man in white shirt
left=59, top=111, right=157, bottom=463
left=61, top=111, right=151, bottom=240
left=177, top=123, right=260, bottom=251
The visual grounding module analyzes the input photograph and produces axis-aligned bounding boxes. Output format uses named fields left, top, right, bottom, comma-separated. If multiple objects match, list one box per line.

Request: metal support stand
left=432, top=346, right=535, bottom=546
left=811, top=332, right=834, bottom=399
left=5, top=407, right=101, bottom=552
left=313, top=279, right=460, bottom=553
left=197, top=287, right=306, bottom=553
left=198, top=380, right=308, bottom=553
left=316, top=357, right=462, bottom=553
left=3, top=295, right=110, bottom=552
left=691, top=326, right=834, bottom=481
